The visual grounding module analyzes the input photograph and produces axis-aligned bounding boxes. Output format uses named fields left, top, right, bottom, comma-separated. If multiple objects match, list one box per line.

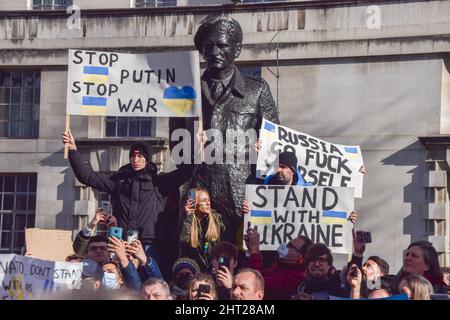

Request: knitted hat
left=129, top=142, right=152, bottom=162
left=172, top=257, right=200, bottom=277
left=278, top=151, right=298, bottom=173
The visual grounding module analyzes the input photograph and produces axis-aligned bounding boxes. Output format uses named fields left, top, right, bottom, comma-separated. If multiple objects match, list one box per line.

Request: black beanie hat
left=278, top=151, right=298, bottom=173
left=129, top=142, right=152, bottom=162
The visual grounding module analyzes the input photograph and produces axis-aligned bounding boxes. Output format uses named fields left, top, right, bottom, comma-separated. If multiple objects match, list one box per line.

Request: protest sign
left=25, top=228, right=74, bottom=262
left=257, top=119, right=364, bottom=197
left=244, top=185, right=354, bottom=254
left=0, top=254, right=82, bottom=300
left=66, top=49, right=201, bottom=117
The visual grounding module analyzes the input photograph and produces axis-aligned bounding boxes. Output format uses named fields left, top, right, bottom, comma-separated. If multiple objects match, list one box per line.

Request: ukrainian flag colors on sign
left=249, top=210, right=273, bottom=225
left=256, top=118, right=364, bottom=198
left=344, top=147, right=359, bottom=161
left=66, top=49, right=201, bottom=118
left=321, top=210, right=348, bottom=225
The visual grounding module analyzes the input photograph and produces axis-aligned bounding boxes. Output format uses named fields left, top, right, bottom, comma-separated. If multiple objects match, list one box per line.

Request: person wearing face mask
left=101, top=261, right=125, bottom=291
left=180, top=188, right=225, bottom=272
left=244, top=226, right=312, bottom=300
left=170, top=257, right=200, bottom=300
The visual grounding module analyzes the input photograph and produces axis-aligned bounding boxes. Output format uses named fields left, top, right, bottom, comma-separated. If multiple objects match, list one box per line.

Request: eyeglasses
left=88, top=245, right=107, bottom=252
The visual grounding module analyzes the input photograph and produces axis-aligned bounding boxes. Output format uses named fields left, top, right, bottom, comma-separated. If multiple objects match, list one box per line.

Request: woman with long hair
left=399, top=274, right=434, bottom=300
left=180, top=188, right=225, bottom=272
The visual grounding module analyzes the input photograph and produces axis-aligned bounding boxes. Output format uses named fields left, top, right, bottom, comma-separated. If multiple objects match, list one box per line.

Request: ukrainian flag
left=80, top=66, right=109, bottom=115
left=261, top=121, right=276, bottom=140
left=162, top=86, right=197, bottom=116
left=321, top=210, right=347, bottom=225
left=249, top=210, right=273, bottom=225
left=82, top=66, right=109, bottom=84
left=81, top=96, right=107, bottom=115
left=344, top=147, right=359, bottom=161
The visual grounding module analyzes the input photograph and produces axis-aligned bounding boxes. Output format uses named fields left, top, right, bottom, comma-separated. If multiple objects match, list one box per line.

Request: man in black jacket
left=63, top=130, right=194, bottom=262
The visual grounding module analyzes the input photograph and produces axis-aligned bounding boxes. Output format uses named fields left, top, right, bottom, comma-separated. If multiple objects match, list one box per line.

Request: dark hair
left=304, top=243, right=333, bottom=266
left=407, top=241, right=443, bottom=280
left=209, top=241, right=239, bottom=261
left=367, top=256, right=390, bottom=275
left=65, top=254, right=84, bottom=262
left=194, top=14, right=243, bottom=52
left=379, top=275, right=399, bottom=295
left=88, top=235, right=108, bottom=246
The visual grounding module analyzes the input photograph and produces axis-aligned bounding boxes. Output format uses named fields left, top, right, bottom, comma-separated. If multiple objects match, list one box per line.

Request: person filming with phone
left=209, top=241, right=239, bottom=300
left=188, top=273, right=217, bottom=300
left=73, top=207, right=118, bottom=259
left=180, top=188, right=225, bottom=272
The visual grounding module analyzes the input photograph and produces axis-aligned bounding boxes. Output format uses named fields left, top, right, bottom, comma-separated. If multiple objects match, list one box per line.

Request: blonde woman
left=399, top=274, right=434, bottom=300
left=180, top=188, right=225, bottom=272
left=188, top=273, right=218, bottom=300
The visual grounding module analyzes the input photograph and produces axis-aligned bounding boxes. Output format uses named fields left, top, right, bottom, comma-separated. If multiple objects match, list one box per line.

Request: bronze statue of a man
left=171, top=14, right=279, bottom=242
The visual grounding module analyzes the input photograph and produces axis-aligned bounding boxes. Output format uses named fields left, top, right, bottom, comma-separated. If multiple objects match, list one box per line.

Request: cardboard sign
left=25, top=228, right=74, bottom=262
left=0, top=254, right=82, bottom=300
left=244, top=185, right=354, bottom=254
left=257, top=119, right=364, bottom=197
left=66, top=49, right=201, bottom=117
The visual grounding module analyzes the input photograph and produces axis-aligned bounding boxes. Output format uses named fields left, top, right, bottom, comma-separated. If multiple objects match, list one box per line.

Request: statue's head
left=194, top=14, right=243, bottom=76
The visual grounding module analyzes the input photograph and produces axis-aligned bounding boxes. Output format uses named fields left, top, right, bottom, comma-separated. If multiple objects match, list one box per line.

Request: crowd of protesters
left=46, top=130, right=450, bottom=300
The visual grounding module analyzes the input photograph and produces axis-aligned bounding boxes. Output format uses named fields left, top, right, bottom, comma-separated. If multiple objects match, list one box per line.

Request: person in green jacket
left=180, top=188, right=225, bottom=272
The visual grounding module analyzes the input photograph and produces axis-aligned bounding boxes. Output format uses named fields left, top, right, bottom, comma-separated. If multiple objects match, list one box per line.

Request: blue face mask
left=102, top=272, right=118, bottom=290
left=277, top=243, right=289, bottom=259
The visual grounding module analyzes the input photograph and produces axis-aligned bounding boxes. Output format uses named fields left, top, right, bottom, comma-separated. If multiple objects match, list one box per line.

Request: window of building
left=105, top=117, right=153, bottom=137
left=0, top=174, right=37, bottom=253
left=239, top=66, right=262, bottom=78
left=135, top=0, right=177, bottom=8
left=0, top=71, right=40, bottom=139
left=32, top=0, right=73, bottom=10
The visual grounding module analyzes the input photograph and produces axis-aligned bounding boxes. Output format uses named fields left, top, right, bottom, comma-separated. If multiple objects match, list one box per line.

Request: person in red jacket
left=244, top=226, right=312, bottom=300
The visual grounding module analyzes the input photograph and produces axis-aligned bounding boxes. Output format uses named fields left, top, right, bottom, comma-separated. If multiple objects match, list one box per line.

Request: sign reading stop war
left=0, top=254, right=82, bottom=300
left=244, top=185, right=354, bottom=254
left=66, top=49, right=202, bottom=117
left=257, top=119, right=364, bottom=198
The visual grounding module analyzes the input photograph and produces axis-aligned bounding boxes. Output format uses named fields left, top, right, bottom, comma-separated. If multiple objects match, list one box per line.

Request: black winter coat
left=69, top=149, right=194, bottom=244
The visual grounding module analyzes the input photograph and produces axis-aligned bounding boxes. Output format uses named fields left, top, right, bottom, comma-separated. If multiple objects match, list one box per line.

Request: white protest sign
left=257, top=118, right=364, bottom=197
left=244, top=185, right=354, bottom=254
left=0, top=254, right=82, bottom=300
left=66, top=49, right=202, bottom=117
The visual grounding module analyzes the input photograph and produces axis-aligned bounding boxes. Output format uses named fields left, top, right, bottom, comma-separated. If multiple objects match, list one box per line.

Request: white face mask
left=277, top=243, right=289, bottom=259
left=102, top=272, right=118, bottom=290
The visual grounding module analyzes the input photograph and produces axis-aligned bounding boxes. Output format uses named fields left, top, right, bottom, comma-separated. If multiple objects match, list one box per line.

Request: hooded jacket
left=68, top=148, right=194, bottom=243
